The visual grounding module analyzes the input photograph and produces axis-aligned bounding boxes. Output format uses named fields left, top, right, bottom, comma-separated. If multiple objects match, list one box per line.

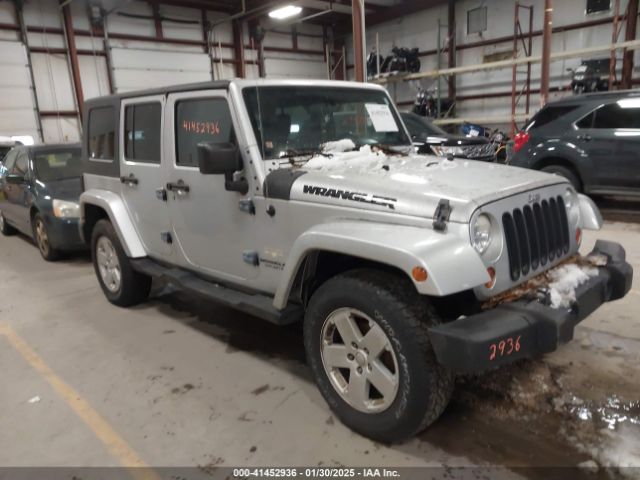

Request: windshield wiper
left=278, top=148, right=331, bottom=159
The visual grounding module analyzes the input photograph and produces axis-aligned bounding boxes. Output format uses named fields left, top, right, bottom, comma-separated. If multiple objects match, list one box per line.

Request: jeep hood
left=286, top=146, right=566, bottom=223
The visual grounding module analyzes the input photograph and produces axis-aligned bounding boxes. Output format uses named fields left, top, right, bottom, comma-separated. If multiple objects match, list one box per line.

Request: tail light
left=513, top=131, right=530, bottom=153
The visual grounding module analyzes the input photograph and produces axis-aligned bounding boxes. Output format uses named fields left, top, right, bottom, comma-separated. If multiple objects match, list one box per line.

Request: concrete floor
left=0, top=221, right=639, bottom=478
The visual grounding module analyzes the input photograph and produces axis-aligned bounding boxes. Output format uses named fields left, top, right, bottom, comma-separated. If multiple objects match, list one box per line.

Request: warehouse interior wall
left=0, top=0, right=327, bottom=144
left=346, top=0, right=639, bottom=130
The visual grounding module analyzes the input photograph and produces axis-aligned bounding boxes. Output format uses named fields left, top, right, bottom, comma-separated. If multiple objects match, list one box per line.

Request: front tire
left=541, top=164, right=582, bottom=191
left=0, top=210, right=16, bottom=236
left=91, top=219, right=151, bottom=307
left=304, top=269, right=454, bottom=443
left=33, top=213, right=61, bottom=261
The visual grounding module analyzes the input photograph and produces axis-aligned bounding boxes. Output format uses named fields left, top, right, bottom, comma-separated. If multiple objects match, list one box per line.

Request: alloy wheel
left=320, top=307, right=400, bottom=413
left=35, top=219, right=50, bottom=256
left=96, top=236, right=121, bottom=293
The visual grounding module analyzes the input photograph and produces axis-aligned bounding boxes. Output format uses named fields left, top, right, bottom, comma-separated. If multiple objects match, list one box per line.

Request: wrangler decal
left=302, top=184, right=397, bottom=210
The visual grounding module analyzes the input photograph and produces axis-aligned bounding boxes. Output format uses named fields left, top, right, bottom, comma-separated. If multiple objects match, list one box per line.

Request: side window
left=575, top=111, right=595, bottom=129
left=88, top=106, right=115, bottom=160
left=403, top=117, right=422, bottom=138
left=175, top=97, right=233, bottom=167
left=2, top=149, right=18, bottom=173
left=14, top=152, right=29, bottom=176
left=124, top=103, right=162, bottom=163
left=593, top=100, right=640, bottom=129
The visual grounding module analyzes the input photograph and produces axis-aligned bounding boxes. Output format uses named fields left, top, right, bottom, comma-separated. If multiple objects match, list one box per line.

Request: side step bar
left=131, top=258, right=301, bottom=325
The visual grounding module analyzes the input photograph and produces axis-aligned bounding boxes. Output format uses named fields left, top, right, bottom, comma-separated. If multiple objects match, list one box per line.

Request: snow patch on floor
left=585, top=425, right=640, bottom=475
left=547, top=263, right=599, bottom=309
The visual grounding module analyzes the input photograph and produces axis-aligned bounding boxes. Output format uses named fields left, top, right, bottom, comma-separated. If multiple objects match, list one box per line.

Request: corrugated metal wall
left=0, top=0, right=328, bottom=144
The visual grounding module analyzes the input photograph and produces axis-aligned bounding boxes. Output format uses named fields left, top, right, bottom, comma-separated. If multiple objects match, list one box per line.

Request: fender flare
left=273, top=221, right=490, bottom=309
left=80, top=189, right=146, bottom=258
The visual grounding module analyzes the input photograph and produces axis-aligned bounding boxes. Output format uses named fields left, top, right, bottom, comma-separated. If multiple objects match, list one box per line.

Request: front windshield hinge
left=433, top=199, right=452, bottom=232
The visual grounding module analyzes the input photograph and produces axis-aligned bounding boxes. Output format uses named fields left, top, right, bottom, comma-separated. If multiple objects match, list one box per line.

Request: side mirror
left=6, top=174, right=25, bottom=185
left=197, top=141, right=248, bottom=194
left=197, top=142, right=241, bottom=175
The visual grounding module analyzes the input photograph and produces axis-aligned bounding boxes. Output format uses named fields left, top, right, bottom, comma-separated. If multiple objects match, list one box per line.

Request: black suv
left=509, top=90, right=640, bottom=195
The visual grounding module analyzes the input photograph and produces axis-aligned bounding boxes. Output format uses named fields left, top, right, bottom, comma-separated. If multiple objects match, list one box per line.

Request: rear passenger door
left=120, top=95, right=173, bottom=259
left=591, top=98, right=640, bottom=191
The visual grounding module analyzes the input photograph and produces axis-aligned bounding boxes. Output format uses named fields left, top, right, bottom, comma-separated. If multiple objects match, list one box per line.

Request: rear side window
left=592, top=99, right=640, bottom=129
left=2, top=149, right=18, bottom=172
left=175, top=98, right=233, bottom=167
left=124, top=103, right=161, bottom=163
left=14, top=151, right=29, bottom=175
left=88, top=106, right=115, bottom=160
left=524, top=105, right=579, bottom=131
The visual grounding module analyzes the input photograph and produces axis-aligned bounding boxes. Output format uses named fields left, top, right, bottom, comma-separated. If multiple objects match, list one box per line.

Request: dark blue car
left=0, top=143, right=85, bottom=260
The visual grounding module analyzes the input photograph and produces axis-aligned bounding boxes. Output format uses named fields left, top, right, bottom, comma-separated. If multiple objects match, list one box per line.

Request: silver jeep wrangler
left=79, top=79, right=632, bottom=442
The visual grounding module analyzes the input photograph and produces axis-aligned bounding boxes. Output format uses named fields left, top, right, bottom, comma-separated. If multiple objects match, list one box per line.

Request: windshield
left=34, top=148, right=82, bottom=182
left=243, top=86, right=411, bottom=159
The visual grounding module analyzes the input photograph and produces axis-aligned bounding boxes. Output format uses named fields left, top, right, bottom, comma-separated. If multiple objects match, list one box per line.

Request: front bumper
left=428, top=240, right=633, bottom=374
left=44, top=215, right=85, bottom=251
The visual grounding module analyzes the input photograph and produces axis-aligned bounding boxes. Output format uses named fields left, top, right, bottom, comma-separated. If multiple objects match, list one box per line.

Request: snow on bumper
left=427, top=240, right=633, bottom=374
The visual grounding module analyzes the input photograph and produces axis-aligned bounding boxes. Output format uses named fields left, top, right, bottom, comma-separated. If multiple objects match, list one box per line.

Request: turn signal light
left=576, top=227, right=582, bottom=245
left=412, top=266, right=428, bottom=282
left=485, top=267, right=497, bottom=289
left=513, top=131, right=530, bottom=153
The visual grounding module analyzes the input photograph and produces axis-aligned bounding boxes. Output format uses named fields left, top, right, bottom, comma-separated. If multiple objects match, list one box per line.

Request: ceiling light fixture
left=268, top=5, right=302, bottom=20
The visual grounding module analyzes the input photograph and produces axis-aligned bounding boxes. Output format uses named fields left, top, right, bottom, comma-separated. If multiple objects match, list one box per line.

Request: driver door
left=164, top=89, right=258, bottom=281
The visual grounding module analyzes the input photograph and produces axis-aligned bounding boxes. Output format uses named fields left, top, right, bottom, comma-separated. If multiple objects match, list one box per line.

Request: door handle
left=577, top=134, right=592, bottom=141
left=166, top=180, right=190, bottom=196
left=120, top=175, right=139, bottom=186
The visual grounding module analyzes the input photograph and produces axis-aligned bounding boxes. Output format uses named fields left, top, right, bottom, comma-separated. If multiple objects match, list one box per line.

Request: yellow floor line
left=0, top=323, right=160, bottom=480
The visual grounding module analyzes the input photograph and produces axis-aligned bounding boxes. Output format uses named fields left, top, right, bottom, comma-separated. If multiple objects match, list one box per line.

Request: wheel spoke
left=368, top=360, right=398, bottom=400
left=347, top=369, right=369, bottom=406
left=361, top=325, right=389, bottom=358
left=111, top=267, right=121, bottom=287
left=333, top=311, right=363, bottom=346
left=322, top=344, right=351, bottom=369
left=97, top=249, right=108, bottom=266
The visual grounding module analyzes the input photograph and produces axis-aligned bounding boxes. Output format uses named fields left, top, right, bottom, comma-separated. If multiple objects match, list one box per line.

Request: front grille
left=461, top=143, right=495, bottom=159
left=502, top=195, right=570, bottom=281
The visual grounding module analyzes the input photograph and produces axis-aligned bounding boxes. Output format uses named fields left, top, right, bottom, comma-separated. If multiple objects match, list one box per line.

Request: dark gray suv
left=509, top=90, right=640, bottom=195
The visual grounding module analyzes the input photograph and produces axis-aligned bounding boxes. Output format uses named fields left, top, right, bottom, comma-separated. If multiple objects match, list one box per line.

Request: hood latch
left=433, top=199, right=451, bottom=231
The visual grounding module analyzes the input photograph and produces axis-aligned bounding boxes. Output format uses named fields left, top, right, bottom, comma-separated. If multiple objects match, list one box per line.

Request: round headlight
left=564, top=187, right=580, bottom=226
left=472, top=214, right=492, bottom=254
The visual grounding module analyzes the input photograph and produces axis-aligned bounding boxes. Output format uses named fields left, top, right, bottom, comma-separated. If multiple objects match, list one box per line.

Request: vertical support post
left=61, top=0, right=84, bottom=119
left=609, top=0, right=621, bottom=90
left=437, top=20, right=442, bottom=118
left=102, top=15, right=116, bottom=94
left=621, top=0, right=638, bottom=89
left=447, top=0, right=456, bottom=115
left=525, top=5, right=533, bottom=114
left=232, top=20, right=245, bottom=78
left=14, top=0, right=43, bottom=142
left=510, top=2, right=519, bottom=137
left=292, top=25, right=298, bottom=50
left=540, top=0, right=553, bottom=107
left=151, top=2, right=163, bottom=39
left=351, top=0, right=366, bottom=82
left=201, top=9, right=214, bottom=80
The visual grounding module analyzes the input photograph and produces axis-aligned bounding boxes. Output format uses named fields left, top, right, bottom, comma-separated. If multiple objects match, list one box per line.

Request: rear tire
left=33, top=213, right=61, bottom=261
left=541, top=164, right=582, bottom=191
left=0, top=210, right=16, bottom=236
left=304, top=269, right=454, bottom=443
left=91, top=219, right=151, bottom=307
